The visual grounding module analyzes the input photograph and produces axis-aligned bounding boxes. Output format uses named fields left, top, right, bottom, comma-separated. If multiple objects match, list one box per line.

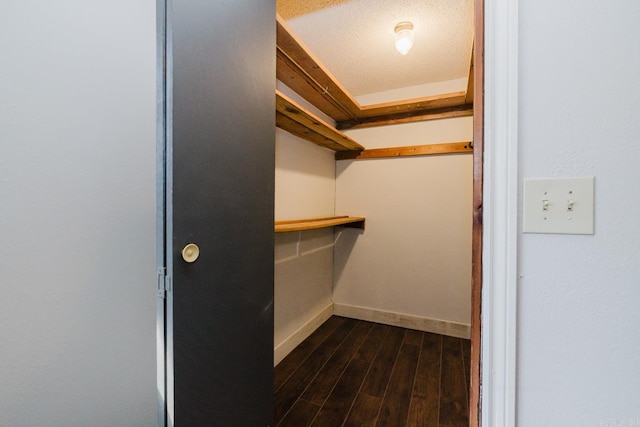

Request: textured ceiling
left=277, top=0, right=474, bottom=97
left=277, top=0, right=354, bottom=19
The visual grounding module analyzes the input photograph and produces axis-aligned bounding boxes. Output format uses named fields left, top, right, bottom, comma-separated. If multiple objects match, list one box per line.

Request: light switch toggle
left=567, top=199, right=574, bottom=212
left=542, top=200, right=549, bottom=211
left=181, top=243, right=200, bottom=263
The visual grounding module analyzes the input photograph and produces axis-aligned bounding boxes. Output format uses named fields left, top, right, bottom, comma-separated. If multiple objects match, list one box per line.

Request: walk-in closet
left=273, top=1, right=476, bottom=425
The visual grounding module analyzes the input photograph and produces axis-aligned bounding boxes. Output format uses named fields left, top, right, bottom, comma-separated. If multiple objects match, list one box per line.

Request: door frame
left=154, top=0, right=520, bottom=424
left=471, top=0, right=519, bottom=425
left=156, top=0, right=168, bottom=425
left=469, top=0, right=484, bottom=423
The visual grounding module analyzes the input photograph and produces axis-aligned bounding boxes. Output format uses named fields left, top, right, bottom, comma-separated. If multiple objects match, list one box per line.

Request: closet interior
left=273, top=3, right=475, bottom=424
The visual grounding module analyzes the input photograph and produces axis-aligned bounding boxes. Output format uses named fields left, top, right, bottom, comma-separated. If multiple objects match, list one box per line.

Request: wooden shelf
left=276, top=90, right=364, bottom=152
left=276, top=15, right=360, bottom=122
left=275, top=216, right=365, bottom=233
left=336, top=142, right=473, bottom=160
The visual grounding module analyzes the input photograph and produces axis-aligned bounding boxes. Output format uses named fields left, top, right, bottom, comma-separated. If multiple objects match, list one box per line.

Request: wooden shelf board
left=275, top=216, right=365, bottom=233
left=336, top=104, right=474, bottom=130
left=276, top=90, right=364, bottom=152
left=358, top=91, right=468, bottom=118
left=336, top=142, right=473, bottom=161
left=276, top=15, right=361, bottom=122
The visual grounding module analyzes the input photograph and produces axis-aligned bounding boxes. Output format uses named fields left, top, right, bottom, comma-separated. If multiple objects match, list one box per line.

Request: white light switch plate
left=523, top=177, right=595, bottom=234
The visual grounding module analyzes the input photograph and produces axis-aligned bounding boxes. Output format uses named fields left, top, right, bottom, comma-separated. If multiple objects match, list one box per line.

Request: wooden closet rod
left=335, top=141, right=473, bottom=160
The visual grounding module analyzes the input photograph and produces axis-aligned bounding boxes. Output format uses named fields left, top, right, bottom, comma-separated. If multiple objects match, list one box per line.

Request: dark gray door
left=162, top=1, right=275, bottom=425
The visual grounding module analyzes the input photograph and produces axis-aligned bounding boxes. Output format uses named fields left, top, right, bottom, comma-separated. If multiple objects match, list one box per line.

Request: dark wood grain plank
left=277, top=399, right=321, bottom=427
left=407, top=397, right=437, bottom=427
left=376, top=342, right=420, bottom=427
left=404, top=329, right=424, bottom=346
left=306, top=316, right=346, bottom=346
left=274, top=316, right=344, bottom=391
left=275, top=345, right=334, bottom=422
left=461, top=338, right=471, bottom=404
left=360, top=326, right=405, bottom=398
left=439, top=336, right=468, bottom=427
left=310, top=323, right=389, bottom=426
left=413, top=333, right=442, bottom=399
left=322, top=317, right=359, bottom=349
left=407, top=333, right=442, bottom=427
left=302, top=321, right=373, bottom=405
left=343, top=392, right=382, bottom=427
left=354, top=323, right=391, bottom=365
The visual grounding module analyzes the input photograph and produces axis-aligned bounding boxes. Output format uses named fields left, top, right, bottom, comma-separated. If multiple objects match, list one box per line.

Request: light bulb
left=394, top=22, right=414, bottom=55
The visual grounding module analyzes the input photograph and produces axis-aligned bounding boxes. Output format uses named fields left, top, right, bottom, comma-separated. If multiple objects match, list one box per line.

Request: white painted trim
left=482, top=0, right=519, bottom=426
left=334, top=303, right=470, bottom=339
left=274, top=303, right=334, bottom=366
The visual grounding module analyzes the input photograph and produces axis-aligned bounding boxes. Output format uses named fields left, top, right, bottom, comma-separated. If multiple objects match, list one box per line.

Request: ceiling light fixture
left=394, top=21, right=414, bottom=55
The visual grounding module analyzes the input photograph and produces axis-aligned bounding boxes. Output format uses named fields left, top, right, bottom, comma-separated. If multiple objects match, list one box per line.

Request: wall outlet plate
left=523, top=177, right=595, bottom=234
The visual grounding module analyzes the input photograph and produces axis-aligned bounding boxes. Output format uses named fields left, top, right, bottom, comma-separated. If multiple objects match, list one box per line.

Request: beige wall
left=274, top=122, right=335, bottom=364
left=334, top=116, right=473, bottom=330
left=275, top=129, right=335, bottom=220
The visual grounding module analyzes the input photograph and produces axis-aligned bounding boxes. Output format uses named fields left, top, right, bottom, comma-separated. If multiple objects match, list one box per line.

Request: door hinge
left=157, top=267, right=170, bottom=298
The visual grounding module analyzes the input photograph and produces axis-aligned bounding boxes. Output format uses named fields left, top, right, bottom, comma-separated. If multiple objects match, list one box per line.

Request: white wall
left=355, top=78, right=468, bottom=105
left=518, top=0, right=640, bottom=425
left=0, top=1, right=157, bottom=426
left=274, top=122, right=335, bottom=363
left=334, top=115, right=473, bottom=334
left=275, top=129, right=335, bottom=221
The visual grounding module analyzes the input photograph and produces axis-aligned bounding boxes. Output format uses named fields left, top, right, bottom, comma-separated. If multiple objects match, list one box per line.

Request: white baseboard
left=274, top=303, right=469, bottom=366
left=333, top=303, right=470, bottom=339
left=274, top=303, right=334, bottom=366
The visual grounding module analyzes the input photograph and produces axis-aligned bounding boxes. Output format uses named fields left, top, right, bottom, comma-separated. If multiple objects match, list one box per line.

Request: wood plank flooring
left=275, top=316, right=470, bottom=427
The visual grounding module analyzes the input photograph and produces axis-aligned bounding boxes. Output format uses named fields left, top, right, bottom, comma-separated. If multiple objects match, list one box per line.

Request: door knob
left=181, top=243, right=200, bottom=263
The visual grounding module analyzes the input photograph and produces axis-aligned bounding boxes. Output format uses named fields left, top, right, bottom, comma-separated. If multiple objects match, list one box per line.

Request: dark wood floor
left=275, top=316, right=470, bottom=427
